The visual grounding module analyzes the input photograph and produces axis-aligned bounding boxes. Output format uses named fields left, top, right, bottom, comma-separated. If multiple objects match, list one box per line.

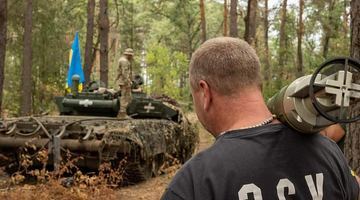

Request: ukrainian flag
left=66, top=32, right=85, bottom=92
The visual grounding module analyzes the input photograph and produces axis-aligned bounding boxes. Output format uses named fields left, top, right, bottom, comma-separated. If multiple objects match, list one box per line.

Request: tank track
left=123, top=162, right=152, bottom=185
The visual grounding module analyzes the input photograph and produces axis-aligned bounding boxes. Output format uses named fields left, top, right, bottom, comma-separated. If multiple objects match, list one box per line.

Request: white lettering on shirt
left=277, top=178, right=296, bottom=199
left=238, top=173, right=324, bottom=200
left=238, top=183, right=263, bottom=200
left=305, top=173, right=324, bottom=200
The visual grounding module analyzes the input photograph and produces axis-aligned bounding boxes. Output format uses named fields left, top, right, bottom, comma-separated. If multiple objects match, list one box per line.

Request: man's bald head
left=189, top=37, right=262, bottom=96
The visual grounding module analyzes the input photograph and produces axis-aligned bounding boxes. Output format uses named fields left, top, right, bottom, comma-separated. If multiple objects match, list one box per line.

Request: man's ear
left=199, top=80, right=211, bottom=111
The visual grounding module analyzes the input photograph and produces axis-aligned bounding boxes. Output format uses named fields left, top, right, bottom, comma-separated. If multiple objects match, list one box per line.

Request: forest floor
left=0, top=113, right=214, bottom=200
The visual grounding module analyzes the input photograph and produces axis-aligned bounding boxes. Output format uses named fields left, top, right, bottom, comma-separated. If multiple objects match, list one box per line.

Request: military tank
left=0, top=76, right=198, bottom=183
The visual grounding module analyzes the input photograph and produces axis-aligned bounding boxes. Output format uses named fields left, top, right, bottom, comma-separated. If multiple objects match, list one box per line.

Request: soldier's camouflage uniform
left=116, top=54, right=132, bottom=118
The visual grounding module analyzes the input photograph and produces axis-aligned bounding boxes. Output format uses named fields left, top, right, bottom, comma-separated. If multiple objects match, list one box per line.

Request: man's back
left=163, top=124, right=359, bottom=200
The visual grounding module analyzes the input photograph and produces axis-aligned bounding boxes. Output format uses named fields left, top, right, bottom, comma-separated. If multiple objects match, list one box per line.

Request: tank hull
left=0, top=115, right=198, bottom=182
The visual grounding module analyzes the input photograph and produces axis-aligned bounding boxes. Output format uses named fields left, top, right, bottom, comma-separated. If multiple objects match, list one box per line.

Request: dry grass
left=0, top=180, right=117, bottom=200
left=0, top=147, right=125, bottom=200
left=0, top=152, right=181, bottom=200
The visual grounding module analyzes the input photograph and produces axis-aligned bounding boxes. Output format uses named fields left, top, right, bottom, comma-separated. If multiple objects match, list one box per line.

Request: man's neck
left=209, top=89, right=273, bottom=137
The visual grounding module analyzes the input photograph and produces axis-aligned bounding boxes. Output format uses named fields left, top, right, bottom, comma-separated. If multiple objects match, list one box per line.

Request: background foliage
left=2, top=0, right=352, bottom=116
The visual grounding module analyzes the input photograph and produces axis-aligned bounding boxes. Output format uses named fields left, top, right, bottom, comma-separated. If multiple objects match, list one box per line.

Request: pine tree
left=20, top=0, right=33, bottom=116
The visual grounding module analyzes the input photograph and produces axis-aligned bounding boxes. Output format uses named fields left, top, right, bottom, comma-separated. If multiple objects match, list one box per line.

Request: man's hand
left=320, top=124, right=345, bottom=142
left=356, top=175, right=360, bottom=185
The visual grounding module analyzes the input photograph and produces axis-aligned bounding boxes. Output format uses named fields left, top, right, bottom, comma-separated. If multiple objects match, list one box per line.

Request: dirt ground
left=0, top=113, right=215, bottom=200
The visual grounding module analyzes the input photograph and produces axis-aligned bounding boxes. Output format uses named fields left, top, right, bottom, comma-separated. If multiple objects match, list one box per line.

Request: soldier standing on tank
left=116, top=48, right=134, bottom=118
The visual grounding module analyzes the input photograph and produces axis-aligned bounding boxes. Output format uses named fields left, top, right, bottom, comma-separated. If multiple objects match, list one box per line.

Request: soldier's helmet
left=133, top=74, right=144, bottom=86
left=87, top=81, right=100, bottom=92
left=87, top=81, right=106, bottom=92
left=124, top=48, right=134, bottom=56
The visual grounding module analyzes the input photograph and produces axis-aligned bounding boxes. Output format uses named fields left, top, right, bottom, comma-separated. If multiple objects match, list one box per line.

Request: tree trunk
left=130, top=2, right=135, bottom=49
left=322, top=0, right=335, bottom=59
left=296, top=0, right=304, bottom=77
left=263, top=0, right=270, bottom=86
left=323, top=34, right=330, bottom=59
left=99, top=0, right=109, bottom=87
left=277, top=0, right=287, bottom=89
left=20, top=0, right=33, bottom=116
left=0, top=0, right=6, bottom=115
left=84, top=0, right=95, bottom=84
left=244, top=0, right=257, bottom=46
left=229, top=0, right=238, bottom=37
left=199, top=0, right=206, bottom=43
left=345, top=0, right=360, bottom=174
left=343, top=0, right=349, bottom=34
left=223, top=0, right=228, bottom=36
left=350, top=0, right=360, bottom=59
left=91, top=33, right=100, bottom=78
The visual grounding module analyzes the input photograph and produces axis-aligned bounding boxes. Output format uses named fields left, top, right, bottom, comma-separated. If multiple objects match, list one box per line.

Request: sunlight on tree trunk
left=200, top=0, right=207, bottom=43
left=322, top=0, right=335, bottom=59
left=229, top=0, right=238, bottom=37
left=263, top=0, right=270, bottom=87
left=223, top=0, right=228, bottom=36
left=0, top=0, right=6, bottom=115
left=343, top=0, right=349, bottom=34
left=296, top=0, right=304, bottom=77
left=276, top=0, right=287, bottom=89
left=99, top=0, right=109, bottom=87
left=21, top=0, right=33, bottom=116
left=244, top=0, right=257, bottom=46
left=84, top=0, right=95, bottom=84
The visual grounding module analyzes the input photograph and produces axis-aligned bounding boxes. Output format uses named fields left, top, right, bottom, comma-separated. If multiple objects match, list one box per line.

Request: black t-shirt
left=161, top=124, right=359, bottom=200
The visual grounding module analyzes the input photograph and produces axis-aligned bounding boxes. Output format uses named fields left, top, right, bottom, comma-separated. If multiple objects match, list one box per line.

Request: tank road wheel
left=136, top=154, right=165, bottom=179
left=152, top=153, right=165, bottom=177
left=179, top=145, right=194, bottom=164
left=123, top=160, right=152, bottom=184
left=140, top=159, right=153, bottom=180
left=123, top=154, right=165, bottom=184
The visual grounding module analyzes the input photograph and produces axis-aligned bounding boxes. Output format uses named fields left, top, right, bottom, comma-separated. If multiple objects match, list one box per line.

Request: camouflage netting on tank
left=0, top=115, right=198, bottom=181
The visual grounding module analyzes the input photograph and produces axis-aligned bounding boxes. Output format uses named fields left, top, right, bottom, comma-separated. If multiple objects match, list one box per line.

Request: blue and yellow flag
left=66, top=32, right=85, bottom=91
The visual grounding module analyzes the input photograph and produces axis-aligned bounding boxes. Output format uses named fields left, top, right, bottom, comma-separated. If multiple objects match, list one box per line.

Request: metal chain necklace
left=218, top=115, right=275, bottom=137
left=239, top=116, right=274, bottom=130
